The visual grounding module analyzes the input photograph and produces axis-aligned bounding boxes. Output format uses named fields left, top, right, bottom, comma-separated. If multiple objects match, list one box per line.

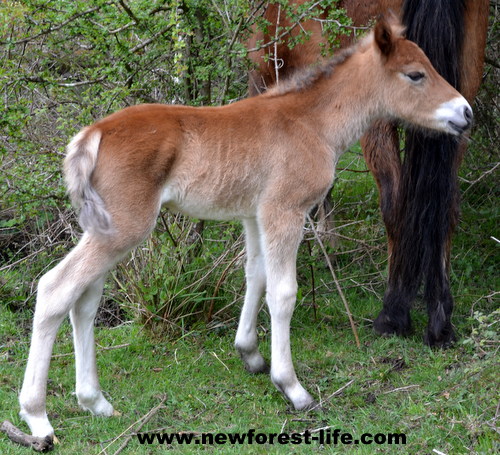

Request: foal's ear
left=374, top=12, right=402, bottom=58
left=374, top=16, right=394, bottom=57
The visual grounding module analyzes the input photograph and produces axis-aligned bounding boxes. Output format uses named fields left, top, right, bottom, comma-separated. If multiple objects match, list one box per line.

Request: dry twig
left=306, top=215, right=361, bottom=348
left=98, top=394, right=167, bottom=455
left=1, top=420, right=53, bottom=452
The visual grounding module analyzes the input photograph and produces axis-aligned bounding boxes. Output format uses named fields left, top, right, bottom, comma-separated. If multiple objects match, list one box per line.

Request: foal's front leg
left=261, top=211, right=316, bottom=410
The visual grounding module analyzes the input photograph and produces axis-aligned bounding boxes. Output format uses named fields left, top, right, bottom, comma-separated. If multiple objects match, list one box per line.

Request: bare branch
left=1, top=2, right=114, bottom=45
left=130, top=24, right=174, bottom=53
left=23, top=75, right=108, bottom=87
left=461, top=161, right=500, bottom=194
left=109, top=21, right=137, bottom=35
left=245, top=0, right=325, bottom=54
left=117, top=0, right=141, bottom=24
left=1, top=420, right=54, bottom=452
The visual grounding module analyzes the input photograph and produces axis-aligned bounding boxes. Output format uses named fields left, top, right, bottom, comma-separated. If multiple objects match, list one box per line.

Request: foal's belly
left=161, top=180, right=259, bottom=221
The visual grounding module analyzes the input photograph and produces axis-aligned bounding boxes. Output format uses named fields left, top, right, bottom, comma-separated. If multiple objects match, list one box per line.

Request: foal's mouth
left=448, top=120, right=471, bottom=135
left=449, top=105, right=473, bottom=135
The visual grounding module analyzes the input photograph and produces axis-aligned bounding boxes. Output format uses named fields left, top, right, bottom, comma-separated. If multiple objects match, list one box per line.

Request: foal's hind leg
left=235, top=218, right=268, bottom=373
left=70, top=276, right=114, bottom=415
left=260, top=209, right=315, bottom=410
left=19, top=233, right=135, bottom=438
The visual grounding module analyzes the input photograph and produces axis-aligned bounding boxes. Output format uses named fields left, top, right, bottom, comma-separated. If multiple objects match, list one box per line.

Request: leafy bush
left=0, top=1, right=497, bottom=338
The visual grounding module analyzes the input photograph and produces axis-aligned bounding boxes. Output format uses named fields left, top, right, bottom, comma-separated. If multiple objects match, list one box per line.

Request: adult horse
left=17, top=16, right=472, bottom=441
left=248, top=0, right=489, bottom=346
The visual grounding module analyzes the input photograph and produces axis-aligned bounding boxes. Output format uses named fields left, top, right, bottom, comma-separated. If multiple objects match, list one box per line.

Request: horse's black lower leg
left=424, top=288, right=455, bottom=347
left=373, top=196, right=417, bottom=338
left=373, top=285, right=414, bottom=337
left=360, top=122, right=414, bottom=338
left=422, top=246, right=456, bottom=347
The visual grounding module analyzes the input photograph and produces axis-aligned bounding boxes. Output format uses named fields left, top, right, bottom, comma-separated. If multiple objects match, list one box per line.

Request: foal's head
left=372, top=14, right=472, bottom=135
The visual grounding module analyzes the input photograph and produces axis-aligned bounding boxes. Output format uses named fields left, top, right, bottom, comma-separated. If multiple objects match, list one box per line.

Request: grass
left=1, top=304, right=498, bottom=454
left=1, top=143, right=498, bottom=454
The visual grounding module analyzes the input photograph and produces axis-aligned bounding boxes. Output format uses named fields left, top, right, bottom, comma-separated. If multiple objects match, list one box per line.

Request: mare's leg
left=235, top=218, right=268, bottom=373
left=361, top=122, right=413, bottom=336
left=361, top=121, right=401, bottom=235
left=260, top=208, right=315, bottom=410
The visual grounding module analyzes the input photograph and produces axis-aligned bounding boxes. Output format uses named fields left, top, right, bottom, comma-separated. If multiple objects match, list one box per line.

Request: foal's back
left=88, top=97, right=332, bottom=223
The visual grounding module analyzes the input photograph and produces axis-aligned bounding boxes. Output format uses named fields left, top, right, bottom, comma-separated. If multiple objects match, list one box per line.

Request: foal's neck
left=291, top=49, right=382, bottom=156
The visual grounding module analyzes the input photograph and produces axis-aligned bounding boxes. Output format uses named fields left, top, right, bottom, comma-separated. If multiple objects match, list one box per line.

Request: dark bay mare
left=248, top=0, right=489, bottom=346
left=18, top=16, right=472, bottom=442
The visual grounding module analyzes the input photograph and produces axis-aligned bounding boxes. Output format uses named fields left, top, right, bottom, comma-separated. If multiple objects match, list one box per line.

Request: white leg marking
left=19, top=261, right=79, bottom=437
left=267, top=268, right=315, bottom=410
left=261, top=212, right=315, bottom=410
left=19, top=234, right=119, bottom=438
left=235, top=218, right=268, bottom=373
left=70, top=277, right=114, bottom=416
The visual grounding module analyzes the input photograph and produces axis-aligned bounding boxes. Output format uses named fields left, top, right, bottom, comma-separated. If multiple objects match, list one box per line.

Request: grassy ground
left=1, top=146, right=498, bottom=454
left=1, top=302, right=498, bottom=454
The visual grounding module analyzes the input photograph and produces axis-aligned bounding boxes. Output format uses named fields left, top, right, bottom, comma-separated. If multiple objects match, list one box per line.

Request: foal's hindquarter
left=19, top=20, right=472, bottom=439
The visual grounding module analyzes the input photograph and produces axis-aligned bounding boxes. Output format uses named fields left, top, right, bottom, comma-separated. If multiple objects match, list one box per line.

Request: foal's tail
left=64, top=128, right=113, bottom=235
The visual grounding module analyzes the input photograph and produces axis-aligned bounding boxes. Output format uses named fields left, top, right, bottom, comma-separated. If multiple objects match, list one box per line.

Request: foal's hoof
left=373, top=311, right=411, bottom=337
left=244, top=360, right=270, bottom=375
left=275, top=383, right=317, bottom=412
left=238, top=350, right=270, bottom=374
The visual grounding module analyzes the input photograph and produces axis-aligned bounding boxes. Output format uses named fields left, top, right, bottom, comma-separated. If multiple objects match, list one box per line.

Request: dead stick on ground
left=306, top=215, right=361, bottom=348
left=310, top=378, right=355, bottom=411
left=98, top=394, right=167, bottom=455
left=1, top=420, right=54, bottom=452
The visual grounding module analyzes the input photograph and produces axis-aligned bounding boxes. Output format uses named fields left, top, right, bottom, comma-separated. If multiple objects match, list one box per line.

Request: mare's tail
left=387, top=0, right=467, bottom=344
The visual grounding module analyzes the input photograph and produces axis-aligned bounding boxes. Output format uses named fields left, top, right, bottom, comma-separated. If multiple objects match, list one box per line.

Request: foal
left=19, top=16, right=472, bottom=439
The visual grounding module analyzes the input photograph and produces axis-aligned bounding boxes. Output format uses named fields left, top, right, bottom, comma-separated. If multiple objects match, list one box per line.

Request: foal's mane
left=264, top=39, right=363, bottom=97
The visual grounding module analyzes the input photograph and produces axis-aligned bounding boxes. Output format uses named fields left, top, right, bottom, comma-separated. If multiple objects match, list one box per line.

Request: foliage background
left=0, top=0, right=354, bottom=330
left=1, top=0, right=497, bottom=329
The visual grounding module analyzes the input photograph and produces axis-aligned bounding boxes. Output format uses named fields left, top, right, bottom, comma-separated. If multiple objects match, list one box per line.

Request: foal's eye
left=405, top=71, right=425, bottom=82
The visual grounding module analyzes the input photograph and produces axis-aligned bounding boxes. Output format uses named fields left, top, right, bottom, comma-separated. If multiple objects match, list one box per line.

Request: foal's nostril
left=464, top=106, right=473, bottom=123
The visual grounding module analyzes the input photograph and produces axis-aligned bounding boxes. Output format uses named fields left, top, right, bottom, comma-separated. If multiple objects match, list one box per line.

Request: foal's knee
left=267, top=279, right=298, bottom=316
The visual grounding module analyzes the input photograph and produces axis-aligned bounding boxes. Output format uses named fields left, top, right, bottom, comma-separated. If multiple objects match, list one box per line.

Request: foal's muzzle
left=448, top=105, right=473, bottom=135
left=436, top=97, right=473, bottom=136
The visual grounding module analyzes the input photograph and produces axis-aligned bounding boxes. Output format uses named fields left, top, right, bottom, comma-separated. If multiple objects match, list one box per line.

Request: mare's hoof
left=373, top=311, right=411, bottom=337
left=424, top=326, right=456, bottom=348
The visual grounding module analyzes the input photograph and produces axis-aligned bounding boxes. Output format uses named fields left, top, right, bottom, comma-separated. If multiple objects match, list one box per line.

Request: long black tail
left=383, top=0, right=467, bottom=346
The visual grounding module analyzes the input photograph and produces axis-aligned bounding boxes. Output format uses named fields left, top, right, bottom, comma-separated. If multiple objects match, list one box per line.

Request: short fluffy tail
left=64, top=128, right=113, bottom=235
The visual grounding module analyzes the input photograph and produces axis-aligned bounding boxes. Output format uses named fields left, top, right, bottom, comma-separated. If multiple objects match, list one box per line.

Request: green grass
left=1, top=147, right=498, bottom=454
left=1, top=303, right=498, bottom=454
